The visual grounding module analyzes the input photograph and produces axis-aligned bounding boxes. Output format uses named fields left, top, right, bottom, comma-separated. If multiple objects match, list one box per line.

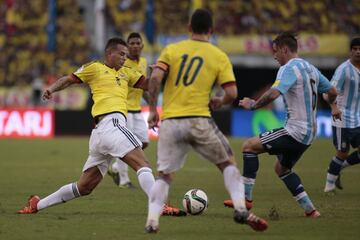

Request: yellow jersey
left=124, top=57, right=147, bottom=111
left=72, top=61, right=143, bottom=118
left=156, top=39, right=235, bottom=119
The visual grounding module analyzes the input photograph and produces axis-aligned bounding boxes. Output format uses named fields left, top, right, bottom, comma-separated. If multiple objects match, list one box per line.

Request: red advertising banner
left=0, top=108, right=54, bottom=138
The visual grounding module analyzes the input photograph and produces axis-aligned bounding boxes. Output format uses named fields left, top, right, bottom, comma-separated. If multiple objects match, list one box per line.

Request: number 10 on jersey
left=175, top=54, right=203, bottom=86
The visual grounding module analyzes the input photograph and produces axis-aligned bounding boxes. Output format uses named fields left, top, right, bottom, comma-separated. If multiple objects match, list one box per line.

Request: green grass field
left=0, top=137, right=359, bottom=240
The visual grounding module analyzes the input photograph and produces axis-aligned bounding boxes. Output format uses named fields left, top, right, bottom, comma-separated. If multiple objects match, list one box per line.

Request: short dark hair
left=127, top=32, right=142, bottom=42
left=273, top=32, right=298, bottom=52
left=190, top=8, right=213, bottom=34
left=350, top=37, right=360, bottom=49
left=105, top=37, right=127, bottom=51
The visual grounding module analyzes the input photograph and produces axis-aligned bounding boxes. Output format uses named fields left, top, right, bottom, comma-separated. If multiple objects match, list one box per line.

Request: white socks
left=146, top=179, right=169, bottom=226
left=37, top=183, right=81, bottom=210
left=113, top=159, right=130, bottom=185
left=324, top=173, right=338, bottom=192
left=136, top=167, right=155, bottom=197
left=223, top=165, right=246, bottom=212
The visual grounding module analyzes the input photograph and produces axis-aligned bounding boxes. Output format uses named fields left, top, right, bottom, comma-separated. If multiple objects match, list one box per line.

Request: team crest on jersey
left=115, top=73, right=126, bottom=86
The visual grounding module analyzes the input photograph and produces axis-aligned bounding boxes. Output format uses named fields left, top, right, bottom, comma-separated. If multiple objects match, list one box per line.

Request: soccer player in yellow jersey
left=18, top=38, right=156, bottom=215
left=144, top=9, right=268, bottom=233
left=107, top=32, right=186, bottom=216
left=108, top=32, right=149, bottom=189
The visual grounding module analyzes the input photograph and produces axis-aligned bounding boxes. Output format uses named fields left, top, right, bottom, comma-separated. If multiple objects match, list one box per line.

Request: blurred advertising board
left=231, top=109, right=332, bottom=138
left=0, top=108, right=54, bottom=138
left=0, top=86, right=89, bottom=110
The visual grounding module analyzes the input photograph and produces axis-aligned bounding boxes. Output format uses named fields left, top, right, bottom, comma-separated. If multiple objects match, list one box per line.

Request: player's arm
left=42, top=74, right=81, bottom=100
left=319, top=71, right=341, bottom=120
left=147, top=67, right=166, bottom=128
left=239, top=88, right=281, bottom=110
left=133, top=75, right=147, bottom=90
left=209, top=82, right=237, bottom=110
left=142, top=90, right=151, bottom=105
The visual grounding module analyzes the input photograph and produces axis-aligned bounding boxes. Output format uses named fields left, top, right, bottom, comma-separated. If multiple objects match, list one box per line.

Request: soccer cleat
left=107, top=168, right=120, bottom=186
left=223, top=199, right=253, bottom=210
left=18, top=195, right=40, bottom=214
left=233, top=210, right=268, bottom=232
left=305, top=209, right=321, bottom=218
left=335, top=175, right=343, bottom=190
left=119, top=182, right=136, bottom=189
left=144, top=220, right=159, bottom=233
left=161, top=204, right=187, bottom=216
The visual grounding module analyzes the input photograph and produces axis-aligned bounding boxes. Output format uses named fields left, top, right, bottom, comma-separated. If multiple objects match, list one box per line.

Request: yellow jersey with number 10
left=156, top=39, right=235, bottom=119
left=73, top=61, right=143, bottom=118
left=124, top=57, right=147, bottom=111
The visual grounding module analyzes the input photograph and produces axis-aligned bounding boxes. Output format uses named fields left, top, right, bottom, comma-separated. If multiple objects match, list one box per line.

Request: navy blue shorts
left=259, top=128, right=309, bottom=169
left=332, top=126, right=360, bottom=152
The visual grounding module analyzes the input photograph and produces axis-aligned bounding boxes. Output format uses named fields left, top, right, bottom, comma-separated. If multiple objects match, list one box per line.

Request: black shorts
left=259, top=128, right=309, bottom=169
left=332, top=126, right=360, bottom=152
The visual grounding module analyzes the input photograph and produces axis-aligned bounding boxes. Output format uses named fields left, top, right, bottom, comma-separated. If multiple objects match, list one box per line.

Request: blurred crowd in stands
left=0, top=0, right=90, bottom=88
left=107, top=0, right=360, bottom=36
left=1, top=0, right=359, bottom=92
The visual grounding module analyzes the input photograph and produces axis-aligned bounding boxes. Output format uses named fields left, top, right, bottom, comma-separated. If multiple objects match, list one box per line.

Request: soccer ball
left=182, top=189, right=208, bottom=215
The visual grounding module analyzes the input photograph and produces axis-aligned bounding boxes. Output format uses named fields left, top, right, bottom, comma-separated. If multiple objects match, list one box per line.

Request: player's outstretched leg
left=18, top=182, right=82, bottom=214
left=280, top=171, right=320, bottom=218
left=18, top=195, right=40, bottom=214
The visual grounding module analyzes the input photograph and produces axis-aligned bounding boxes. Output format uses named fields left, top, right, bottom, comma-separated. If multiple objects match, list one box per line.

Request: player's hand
left=331, top=106, right=342, bottom=121
left=209, top=97, right=223, bottom=110
left=42, top=89, right=52, bottom=101
left=148, top=110, right=159, bottom=129
left=239, top=97, right=256, bottom=110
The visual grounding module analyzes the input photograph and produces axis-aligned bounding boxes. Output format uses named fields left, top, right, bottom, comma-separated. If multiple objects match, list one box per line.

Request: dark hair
left=350, top=37, right=360, bottom=49
left=190, top=8, right=213, bottom=34
left=105, top=37, right=127, bottom=51
left=127, top=32, right=142, bottom=42
left=273, top=32, right=298, bottom=52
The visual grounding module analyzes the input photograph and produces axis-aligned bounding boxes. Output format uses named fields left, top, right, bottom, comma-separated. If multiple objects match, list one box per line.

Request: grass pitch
left=0, top=137, right=359, bottom=240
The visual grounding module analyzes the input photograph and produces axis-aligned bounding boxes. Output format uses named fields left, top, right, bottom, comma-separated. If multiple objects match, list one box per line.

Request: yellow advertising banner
left=142, top=33, right=349, bottom=57
left=217, top=34, right=349, bottom=56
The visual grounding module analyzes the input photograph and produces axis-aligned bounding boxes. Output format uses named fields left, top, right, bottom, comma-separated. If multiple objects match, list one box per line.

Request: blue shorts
left=332, top=126, right=360, bottom=152
left=259, top=128, right=309, bottom=169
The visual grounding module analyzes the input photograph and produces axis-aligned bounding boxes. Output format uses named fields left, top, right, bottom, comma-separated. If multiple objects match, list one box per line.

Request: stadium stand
left=1, top=0, right=359, bottom=88
left=0, top=0, right=90, bottom=87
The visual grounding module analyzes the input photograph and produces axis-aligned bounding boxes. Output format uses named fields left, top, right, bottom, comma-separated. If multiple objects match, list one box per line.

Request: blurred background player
left=18, top=38, right=156, bottom=214
left=225, top=32, right=340, bottom=218
left=324, top=37, right=360, bottom=193
left=107, top=32, right=149, bottom=189
left=145, top=8, right=268, bottom=233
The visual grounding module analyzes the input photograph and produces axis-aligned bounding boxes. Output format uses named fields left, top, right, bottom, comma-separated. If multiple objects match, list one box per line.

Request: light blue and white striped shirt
left=273, top=58, right=332, bottom=145
left=331, top=60, right=360, bottom=128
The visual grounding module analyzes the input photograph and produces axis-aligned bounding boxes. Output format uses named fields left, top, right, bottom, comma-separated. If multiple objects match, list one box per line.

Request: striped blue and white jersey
left=272, top=58, right=332, bottom=145
left=330, top=60, right=360, bottom=128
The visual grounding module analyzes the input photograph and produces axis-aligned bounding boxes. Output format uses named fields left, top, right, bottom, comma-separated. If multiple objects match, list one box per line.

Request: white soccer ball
left=182, top=189, right=208, bottom=215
